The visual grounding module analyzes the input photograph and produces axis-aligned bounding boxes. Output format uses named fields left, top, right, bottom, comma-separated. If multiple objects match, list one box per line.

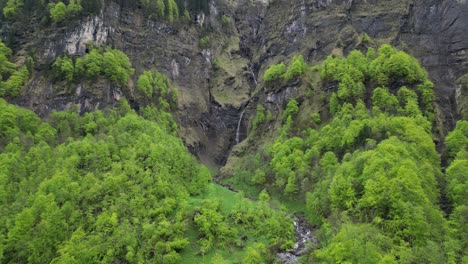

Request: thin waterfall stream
left=235, top=108, right=246, bottom=144
left=277, top=215, right=317, bottom=264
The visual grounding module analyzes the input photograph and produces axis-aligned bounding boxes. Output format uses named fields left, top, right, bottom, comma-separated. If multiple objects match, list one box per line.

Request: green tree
left=314, top=224, right=396, bottom=263
left=81, top=49, right=104, bottom=78
left=49, top=2, right=67, bottom=23
left=284, top=55, right=307, bottom=81
left=3, top=66, right=29, bottom=97
left=253, top=104, right=266, bottom=130
left=445, top=121, right=468, bottom=158
left=102, top=49, right=135, bottom=86
left=285, top=171, right=298, bottom=196
left=264, top=63, right=286, bottom=82
left=166, top=0, right=179, bottom=22
left=67, top=0, right=83, bottom=16
left=53, top=55, right=75, bottom=82
left=283, top=99, right=299, bottom=120
left=243, top=243, right=267, bottom=264
left=3, top=0, right=23, bottom=20
left=372, top=87, right=398, bottom=114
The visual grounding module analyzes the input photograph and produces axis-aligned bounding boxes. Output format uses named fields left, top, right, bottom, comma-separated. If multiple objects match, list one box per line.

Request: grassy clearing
left=180, top=183, right=274, bottom=263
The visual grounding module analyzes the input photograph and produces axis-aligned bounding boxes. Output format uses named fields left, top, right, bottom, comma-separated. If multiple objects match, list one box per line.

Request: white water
left=235, top=108, right=246, bottom=144
left=248, top=64, right=258, bottom=86
left=277, top=216, right=317, bottom=264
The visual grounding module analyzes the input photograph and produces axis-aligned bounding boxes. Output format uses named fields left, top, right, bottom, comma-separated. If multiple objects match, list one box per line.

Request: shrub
left=2, top=0, right=23, bottom=20
left=284, top=55, right=308, bottom=81
left=283, top=99, right=299, bottom=120
left=53, top=55, right=75, bottom=82
left=49, top=2, right=67, bottom=23
left=4, top=66, right=29, bottom=97
left=253, top=105, right=266, bottom=130
left=311, top=113, right=321, bottom=124
left=102, top=49, right=135, bottom=86
left=49, top=1, right=82, bottom=23
left=264, top=63, right=286, bottom=82
left=199, top=36, right=210, bottom=49
left=362, top=33, right=371, bottom=44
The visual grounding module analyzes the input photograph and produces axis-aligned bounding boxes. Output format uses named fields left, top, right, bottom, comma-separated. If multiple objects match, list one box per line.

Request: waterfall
left=248, top=63, right=258, bottom=86
left=235, top=108, right=246, bottom=144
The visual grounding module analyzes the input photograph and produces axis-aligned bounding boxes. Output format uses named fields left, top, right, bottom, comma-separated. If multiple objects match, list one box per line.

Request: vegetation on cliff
left=226, top=45, right=467, bottom=263
left=0, top=0, right=465, bottom=258
left=0, top=40, right=296, bottom=263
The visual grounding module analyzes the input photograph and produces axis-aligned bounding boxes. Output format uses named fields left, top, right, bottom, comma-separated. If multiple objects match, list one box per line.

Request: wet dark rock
left=1, top=0, right=467, bottom=165
left=277, top=215, right=318, bottom=264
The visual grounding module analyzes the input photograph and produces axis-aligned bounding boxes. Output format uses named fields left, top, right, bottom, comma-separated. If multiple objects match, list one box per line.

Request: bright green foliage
left=137, top=70, right=167, bottom=98
left=234, top=46, right=453, bottom=263
left=263, top=62, right=286, bottom=82
left=67, top=0, right=83, bottom=15
left=321, top=45, right=434, bottom=120
left=283, top=99, right=299, bottom=120
left=0, top=40, right=29, bottom=97
left=445, top=121, right=468, bottom=159
left=258, top=189, right=270, bottom=202
left=372, top=87, right=398, bottom=114
left=448, top=205, right=468, bottom=264
left=102, top=49, right=135, bottom=86
left=156, top=0, right=166, bottom=17
left=329, top=92, right=340, bottom=114
left=49, top=1, right=82, bottom=23
left=285, top=171, right=298, bottom=196
left=252, top=104, right=266, bottom=130
left=243, top=243, right=267, bottom=264
left=0, top=100, right=210, bottom=263
left=269, top=136, right=308, bottom=191
left=210, top=253, right=229, bottom=264
left=2, top=0, right=23, bottom=20
left=252, top=169, right=266, bottom=185
left=49, top=2, right=67, bottom=23
left=208, top=43, right=464, bottom=263
left=191, top=189, right=294, bottom=257
left=315, top=224, right=396, bottom=263
left=53, top=55, right=75, bottom=82
left=300, top=106, right=446, bottom=260
left=362, top=33, right=371, bottom=44
left=3, top=66, right=29, bottom=97
left=263, top=54, right=309, bottom=83
left=228, top=192, right=294, bottom=250
left=284, top=55, right=308, bottom=81
left=166, top=0, right=179, bottom=22
left=445, top=123, right=468, bottom=263
left=0, top=42, right=15, bottom=75
left=79, top=49, right=104, bottom=79
left=337, top=73, right=365, bottom=101
left=194, top=199, right=237, bottom=254
left=368, top=45, right=428, bottom=86
left=321, top=53, right=365, bottom=84
left=446, top=150, right=468, bottom=208
left=139, top=0, right=180, bottom=22
left=0, top=98, right=40, bottom=145
left=311, top=113, right=321, bottom=124
left=53, top=48, right=134, bottom=87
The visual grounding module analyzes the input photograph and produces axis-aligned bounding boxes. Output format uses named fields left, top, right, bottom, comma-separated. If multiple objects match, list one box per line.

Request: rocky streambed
left=277, top=215, right=317, bottom=264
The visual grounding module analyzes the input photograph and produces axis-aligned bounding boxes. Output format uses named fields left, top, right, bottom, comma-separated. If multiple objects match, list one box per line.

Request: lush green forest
left=226, top=45, right=468, bottom=263
left=0, top=7, right=467, bottom=260
left=0, top=39, right=296, bottom=263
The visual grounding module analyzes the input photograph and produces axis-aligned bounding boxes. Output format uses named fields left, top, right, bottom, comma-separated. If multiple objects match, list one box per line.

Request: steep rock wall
left=1, top=0, right=467, bottom=165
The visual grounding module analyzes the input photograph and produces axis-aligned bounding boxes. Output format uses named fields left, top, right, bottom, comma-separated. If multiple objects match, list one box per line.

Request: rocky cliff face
left=2, top=0, right=467, bottom=165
